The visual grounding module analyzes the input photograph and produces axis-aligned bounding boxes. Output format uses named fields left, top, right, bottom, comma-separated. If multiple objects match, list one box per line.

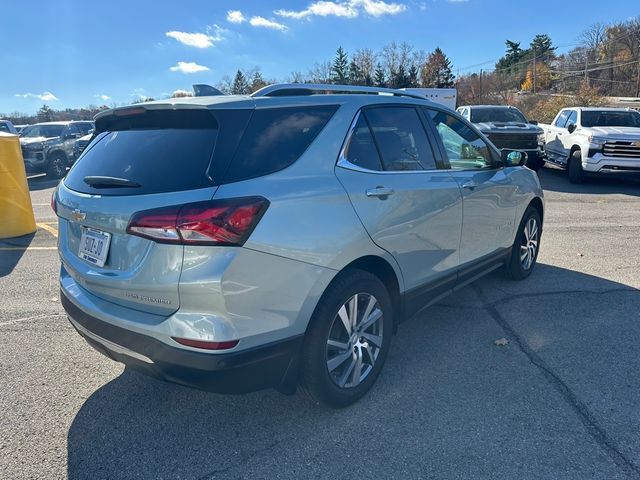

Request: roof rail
left=251, top=83, right=426, bottom=100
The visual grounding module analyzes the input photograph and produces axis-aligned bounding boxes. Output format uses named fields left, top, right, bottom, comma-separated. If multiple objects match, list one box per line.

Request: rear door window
left=223, top=105, right=337, bottom=183
left=342, top=114, right=383, bottom=171
left=64, top=110, right=219, bottom=196
left=363, top=107, right=437, bottom=171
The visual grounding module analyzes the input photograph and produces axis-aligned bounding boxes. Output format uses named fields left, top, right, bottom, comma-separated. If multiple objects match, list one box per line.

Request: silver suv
left=55, top=84, right=544, bottom=407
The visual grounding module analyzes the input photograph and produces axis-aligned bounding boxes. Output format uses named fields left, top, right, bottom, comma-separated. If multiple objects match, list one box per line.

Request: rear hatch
left=57, top=105, right=250, bottom=315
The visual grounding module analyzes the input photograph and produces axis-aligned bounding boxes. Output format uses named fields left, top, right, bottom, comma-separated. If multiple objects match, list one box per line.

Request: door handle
left=366, top=186, right=394, bottom=198
left=461, top=181, right=477, bottom=190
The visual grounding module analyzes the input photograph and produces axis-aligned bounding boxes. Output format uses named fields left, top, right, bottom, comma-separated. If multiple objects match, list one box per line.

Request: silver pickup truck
left=540, top=107, right=640, bottom=183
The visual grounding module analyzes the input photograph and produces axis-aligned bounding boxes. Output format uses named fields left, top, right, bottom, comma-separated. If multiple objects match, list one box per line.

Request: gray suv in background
left=20, top=121, right=94, bottom=178
left=55, top=84, right=544, bottom=407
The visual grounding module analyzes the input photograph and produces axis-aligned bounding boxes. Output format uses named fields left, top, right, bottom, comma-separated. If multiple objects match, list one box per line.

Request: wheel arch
left=527, top=196, right=544, bottom=225
left=47, top=149, right=68, bottom=162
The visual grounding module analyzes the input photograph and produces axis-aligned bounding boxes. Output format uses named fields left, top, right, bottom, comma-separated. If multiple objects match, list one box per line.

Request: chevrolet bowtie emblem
left=71, top=208, right=86, bottom=222
left=632, top=141, right=640, bottom=148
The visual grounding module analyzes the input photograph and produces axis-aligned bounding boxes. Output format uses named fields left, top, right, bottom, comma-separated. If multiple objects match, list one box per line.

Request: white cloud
left=166, top=31, right=216, bottom=48
left=275, top=0, right=406, bottom=20
left=357, top=0, right=406, bottom=16
left=447, top=0, right=469, bottom=2
left=14, top=92, right=59, bottom=102
left=249, top=16, right=288, bottom=31
left=94, top=94, right=111, bottom=101
left=169, top=61, right=210, bottom=74
left=227, top=10, right=246, bottom=23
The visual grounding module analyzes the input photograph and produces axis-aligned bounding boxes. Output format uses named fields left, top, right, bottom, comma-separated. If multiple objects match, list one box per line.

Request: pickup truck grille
left=485, top=133, right=538, bottom=150
left=603, top=141, right=640, bottom=158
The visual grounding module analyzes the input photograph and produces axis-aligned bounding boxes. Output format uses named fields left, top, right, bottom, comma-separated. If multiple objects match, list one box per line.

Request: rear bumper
left=62, top=290, right=303, bottom=394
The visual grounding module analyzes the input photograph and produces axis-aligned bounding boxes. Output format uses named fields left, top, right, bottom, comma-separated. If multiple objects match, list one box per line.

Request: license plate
left=79, top=227, right=111, bottom=267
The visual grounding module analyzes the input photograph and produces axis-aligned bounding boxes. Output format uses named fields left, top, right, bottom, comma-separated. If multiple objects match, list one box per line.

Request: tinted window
left=343, top=114, right=383, bottom=171
left=0, top=123, right=10, bottom=133
left=21, top=124, right=65, bottom=138
left=565, top=110, right=577, bottom=127
left=470, top=107, right=527, bottom=123
left=364, top=107, right=437, bottom=171
left=426, top=109, right=495, bottom=170
left=66, top=124, right=80, bottom=136
left=75, top=122, right=94, bottom=134
left=554, top=110, right=571, bottom=128
left=224, top=105, right=337, bottom=183
left=581, top=110, right=640, bottom=128
left=65, top=124, right=218, bottom=196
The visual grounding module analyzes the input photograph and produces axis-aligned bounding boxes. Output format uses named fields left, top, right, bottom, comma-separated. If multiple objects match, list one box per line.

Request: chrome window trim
left=336, top=110, right=445, bottom=175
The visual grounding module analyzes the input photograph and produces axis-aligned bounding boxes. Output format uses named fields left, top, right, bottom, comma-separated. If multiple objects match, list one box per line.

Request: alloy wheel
left=326, top=293, right=384, bottom=389
left=520, top=217, right=539, bottom=270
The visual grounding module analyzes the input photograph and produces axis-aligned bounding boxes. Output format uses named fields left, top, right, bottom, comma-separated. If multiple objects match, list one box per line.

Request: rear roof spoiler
left=193, top=84, right=224, bottom=97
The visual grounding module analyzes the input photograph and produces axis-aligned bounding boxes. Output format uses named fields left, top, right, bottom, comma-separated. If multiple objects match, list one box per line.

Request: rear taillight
left=126, top=197, right=269, bottom=246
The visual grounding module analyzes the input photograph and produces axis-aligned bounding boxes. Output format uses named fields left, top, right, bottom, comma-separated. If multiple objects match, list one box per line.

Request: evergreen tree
left=330, top=47, right=349, bottom=84
left=348, top=59, right=363, bottom=85
left=37, top=105, right=54, bottom=122
left=250, top=71, right=267, bottom=93
left=420, top=47, right=455, bottom=88
left=373, top=64, right=386, bottom=87
left=408, top=64, right=419, bottom=88
left=231, top=70, right=250, bottom=95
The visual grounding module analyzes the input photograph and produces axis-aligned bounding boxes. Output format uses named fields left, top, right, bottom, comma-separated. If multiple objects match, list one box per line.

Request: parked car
left=457, top=105, right=545, bottom=171
left=54, top=84, right=544, bottom=407
left=19, top=121, right=94, bottom=178
left=540, top=107, right=640, bottom=183
left=0, top=119, right=18, bottom=134
left=402, top=88, right=457, bottom=110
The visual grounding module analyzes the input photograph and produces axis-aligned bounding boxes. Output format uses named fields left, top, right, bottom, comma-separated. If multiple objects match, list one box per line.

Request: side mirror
left=502, top=149, right=527, bottom=167
left=529, top=120, right=538, bottom=125
left=567, top=123, right=576, bottom=134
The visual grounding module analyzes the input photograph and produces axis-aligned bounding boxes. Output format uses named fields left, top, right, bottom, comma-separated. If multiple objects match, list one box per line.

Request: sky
left=0, top=0, right=636, bottom=114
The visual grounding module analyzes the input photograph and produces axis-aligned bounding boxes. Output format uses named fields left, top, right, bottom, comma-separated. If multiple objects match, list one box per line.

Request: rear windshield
left=470, top=108, right=527, bottom=124
left=581, top=110, right=640, bottom=128
left=64, top=105, right=337, bottom=195
left=64, top=110, right=218, bottom=196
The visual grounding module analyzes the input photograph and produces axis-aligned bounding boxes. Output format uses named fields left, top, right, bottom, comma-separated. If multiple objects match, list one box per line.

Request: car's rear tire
left=46, top=153, right=67, bottom=179
left=300, top=269, right=393, bottom=408
left=568, top=150, right=583, bottom=184
left=505, top=206, right=541, bottom=280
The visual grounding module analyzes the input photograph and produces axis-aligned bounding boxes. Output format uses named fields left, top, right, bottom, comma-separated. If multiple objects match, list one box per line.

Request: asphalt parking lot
left=1, top=168, right=639, bottom=479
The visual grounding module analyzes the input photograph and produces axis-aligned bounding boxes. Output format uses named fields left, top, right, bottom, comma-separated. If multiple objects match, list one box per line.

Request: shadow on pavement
left=538, top=165, right=640, bottom=196
left=0, top=233, right=34, bottom=277
left=28, top=174, right=61, bottom=192
left=66, top=264, right=640, bottom=479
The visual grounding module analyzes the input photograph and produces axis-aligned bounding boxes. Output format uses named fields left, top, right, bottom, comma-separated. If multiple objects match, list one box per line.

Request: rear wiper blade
left=83, top=176, right=141, bottom=188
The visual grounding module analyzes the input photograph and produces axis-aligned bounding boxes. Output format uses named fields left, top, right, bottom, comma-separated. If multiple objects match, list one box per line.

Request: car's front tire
left=568, top=150, right=584, bottom=184
left=46, top=153, right=67, bottom=179
left=505, top=206, right=542, bottom=280
left=300, top=270, right=393, bottom=408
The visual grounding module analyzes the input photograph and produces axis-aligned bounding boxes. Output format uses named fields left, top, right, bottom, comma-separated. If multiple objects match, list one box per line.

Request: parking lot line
left=37, top=223, right=58, bottom=239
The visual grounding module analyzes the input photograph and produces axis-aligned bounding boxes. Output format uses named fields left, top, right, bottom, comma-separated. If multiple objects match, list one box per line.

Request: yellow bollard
left=0, top=132, right=37, bottom=239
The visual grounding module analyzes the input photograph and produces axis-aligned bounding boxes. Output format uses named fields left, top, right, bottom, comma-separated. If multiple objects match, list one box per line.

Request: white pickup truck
left=540, top=107, right=640, bottom=183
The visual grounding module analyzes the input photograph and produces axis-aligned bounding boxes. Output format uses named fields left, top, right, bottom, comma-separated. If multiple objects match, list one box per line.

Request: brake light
left=126, top=197, right=269, bottom=246
left=172, top=337, right=239, bottom=350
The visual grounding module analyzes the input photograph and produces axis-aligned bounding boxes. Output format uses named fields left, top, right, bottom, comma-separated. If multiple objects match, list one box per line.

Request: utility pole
left=585, top=49, right=589, bottom=86
left=533, top=46, right=537, bottom=94
left=479, top=69, right=483, bottom=102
